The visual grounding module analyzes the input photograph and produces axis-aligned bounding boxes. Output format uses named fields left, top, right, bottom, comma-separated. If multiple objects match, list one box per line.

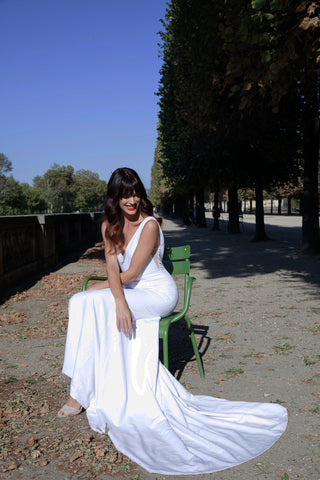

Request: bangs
left=119, top=179, right=142, bottom=199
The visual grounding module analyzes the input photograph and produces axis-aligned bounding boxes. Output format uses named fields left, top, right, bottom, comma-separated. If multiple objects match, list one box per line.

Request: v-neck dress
left=62, top=216, right=287, bottom=475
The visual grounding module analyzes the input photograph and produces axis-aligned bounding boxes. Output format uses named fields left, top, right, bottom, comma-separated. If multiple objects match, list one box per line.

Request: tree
left=0, top=153, right=12, bottom=176
left=0, top=154, right=13, bottom=214
left=20, top=183, right=49, bottom=214
left=1, top=176, right=26, bottom=214
left=219, top=0, right=320, bottom=249
left=150, top=138, right=173, bottom=213
left=157, top=0, right=226, bottom=226
left=73, top=169, right=106, bottom=212
left=33, top=163, right=75, bottom=213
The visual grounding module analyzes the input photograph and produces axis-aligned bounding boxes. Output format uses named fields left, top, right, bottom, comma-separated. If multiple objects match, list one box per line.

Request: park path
left=0, top=214, right=319, bottom=480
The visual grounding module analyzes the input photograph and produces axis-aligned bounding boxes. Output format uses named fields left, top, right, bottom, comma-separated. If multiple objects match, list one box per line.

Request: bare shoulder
left=140, top=217, right=159, bottom=238
left=101, top=219, right=109, bottom=240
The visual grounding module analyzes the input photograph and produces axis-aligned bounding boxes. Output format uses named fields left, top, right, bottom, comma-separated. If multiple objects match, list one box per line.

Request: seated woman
left=58, top=167, right=287, bottom=475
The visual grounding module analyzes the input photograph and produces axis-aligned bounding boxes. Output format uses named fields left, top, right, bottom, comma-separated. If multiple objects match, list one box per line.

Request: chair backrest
left=163, top=245, right=190, bottom=275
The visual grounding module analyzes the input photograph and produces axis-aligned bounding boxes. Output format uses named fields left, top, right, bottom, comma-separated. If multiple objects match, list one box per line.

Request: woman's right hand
left=115, top=298, right=133, bottom=336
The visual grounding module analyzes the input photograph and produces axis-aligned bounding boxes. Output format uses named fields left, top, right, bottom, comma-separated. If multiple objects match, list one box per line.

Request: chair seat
left=159, top=312, right=184, bottom=332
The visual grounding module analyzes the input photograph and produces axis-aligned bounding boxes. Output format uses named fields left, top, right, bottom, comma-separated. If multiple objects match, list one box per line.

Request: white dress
left=62, top=216, right=288, bottom=475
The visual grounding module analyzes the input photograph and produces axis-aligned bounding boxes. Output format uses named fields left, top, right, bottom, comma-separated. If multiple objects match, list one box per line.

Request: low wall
left=0, top=213, right=101, bottom=292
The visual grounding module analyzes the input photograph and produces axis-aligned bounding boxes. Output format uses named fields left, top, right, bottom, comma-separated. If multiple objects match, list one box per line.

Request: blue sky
left=0, top=0, right=168, bottom=189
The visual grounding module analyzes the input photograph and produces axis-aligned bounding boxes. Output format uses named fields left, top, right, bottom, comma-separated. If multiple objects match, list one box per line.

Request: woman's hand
left=115, top=298, right=133, bottom=336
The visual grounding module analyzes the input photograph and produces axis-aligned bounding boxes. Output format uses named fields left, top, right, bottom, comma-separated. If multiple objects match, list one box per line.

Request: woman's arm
left=102, top=221, right=133, bottom=336
left=119, top=219, right=159, bottom=285
left=87, top=279, right=109, bottom=291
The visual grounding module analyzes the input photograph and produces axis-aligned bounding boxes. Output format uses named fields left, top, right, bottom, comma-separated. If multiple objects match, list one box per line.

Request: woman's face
left=119, top=192, right=141, bottom=216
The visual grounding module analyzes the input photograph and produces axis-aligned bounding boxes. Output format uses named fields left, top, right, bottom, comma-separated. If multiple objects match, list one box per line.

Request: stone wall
left=0, top=213, right=101, bottom=292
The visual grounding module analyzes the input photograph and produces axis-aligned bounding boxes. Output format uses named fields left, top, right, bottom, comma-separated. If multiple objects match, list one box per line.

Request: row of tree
left=0, top=154, right=107, bottom=215
left=151, top=0, right=320, bottom=252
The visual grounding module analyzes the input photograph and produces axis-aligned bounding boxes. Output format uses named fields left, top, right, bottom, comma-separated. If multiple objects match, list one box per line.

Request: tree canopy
left=0, top=159, right=107, bottom=215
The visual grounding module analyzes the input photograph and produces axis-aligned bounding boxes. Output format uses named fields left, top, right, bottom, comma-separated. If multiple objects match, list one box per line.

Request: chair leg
left=185, top=316, right=205, bottom=379
left=162, top=329, right=169, bottom=370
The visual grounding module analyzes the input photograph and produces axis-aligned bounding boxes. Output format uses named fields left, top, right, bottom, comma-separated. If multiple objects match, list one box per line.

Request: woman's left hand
left=115, top=298, right=133, bottom=336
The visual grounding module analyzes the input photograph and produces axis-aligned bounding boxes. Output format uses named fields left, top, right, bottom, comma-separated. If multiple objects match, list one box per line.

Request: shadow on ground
left=163, top=216, right=320, bottom=292
left=159, top=321, right=210, bottom=380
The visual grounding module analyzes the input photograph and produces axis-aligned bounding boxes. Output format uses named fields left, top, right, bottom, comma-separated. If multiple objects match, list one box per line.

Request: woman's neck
left=122, top=212, right=146, bottom=225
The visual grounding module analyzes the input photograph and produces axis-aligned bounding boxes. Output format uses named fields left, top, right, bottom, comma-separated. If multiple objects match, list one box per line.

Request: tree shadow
left=163, top=216, right=320, bottom=294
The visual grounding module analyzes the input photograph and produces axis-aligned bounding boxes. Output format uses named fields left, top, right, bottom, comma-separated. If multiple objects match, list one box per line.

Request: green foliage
left=73, top=169, right=107, bottom=212
left=157, top=0, right=302, bottom=193
left=0, top=157, right=107, bottom=215
left=33, top=163, right=75, bottom=213
left=0, top=153, right=12, bottom=175
left=20, top=183, right=49, bottom=214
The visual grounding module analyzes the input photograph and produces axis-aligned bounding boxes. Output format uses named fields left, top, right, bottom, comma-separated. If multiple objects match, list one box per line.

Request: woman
left=59, top=167, right=287, bottom=475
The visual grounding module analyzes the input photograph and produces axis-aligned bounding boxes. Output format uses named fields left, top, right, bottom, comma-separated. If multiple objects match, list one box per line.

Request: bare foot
left=64, top=396, right=81, bottom=409
left=57, top=396, right=82, bottom=418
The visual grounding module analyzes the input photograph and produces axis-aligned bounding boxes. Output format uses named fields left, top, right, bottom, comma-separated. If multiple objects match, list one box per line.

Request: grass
left=274, top=342, right=295, bottom=354
left=25, top=373, right=47, bottom=384
left=281, top=474, right=290, bottom=480
left=5, top=398, right=30, bottom=411
left=309, top=406, right=320, bottom=414
left=223, top=367, right=244, bottom=376
left=242, top=349, right=256, bottom=358
left=302, top=356, right=317, bottom=366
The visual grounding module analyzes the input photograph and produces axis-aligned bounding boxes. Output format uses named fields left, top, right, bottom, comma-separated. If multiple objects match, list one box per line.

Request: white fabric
left=62, top=216, right=288, bottom=475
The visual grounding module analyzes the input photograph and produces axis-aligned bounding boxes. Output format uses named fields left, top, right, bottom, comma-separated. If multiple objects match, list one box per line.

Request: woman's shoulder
left=101, top=219, right=110, bottom=241
left=101, top=219, right=108, bottom=229
left=140, top=216, right=159, bottom=229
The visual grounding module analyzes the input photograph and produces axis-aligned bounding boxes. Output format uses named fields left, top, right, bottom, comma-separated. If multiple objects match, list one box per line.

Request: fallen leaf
left=2, top=462, right=18, bottom=472
left=95, top=449, right=105, bottom=458
left=31, top=450, right=41, bottom=459
left=69, top=452, right=83, bottom=462
left=35, top=459, right=48, bottom=467
left=40, top=404, right=50, bottom=414
left=26, top=436, right=36, bottom=447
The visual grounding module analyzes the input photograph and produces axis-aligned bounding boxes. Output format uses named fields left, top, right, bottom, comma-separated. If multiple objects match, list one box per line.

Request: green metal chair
left=81, top=245, right=204, bottom=378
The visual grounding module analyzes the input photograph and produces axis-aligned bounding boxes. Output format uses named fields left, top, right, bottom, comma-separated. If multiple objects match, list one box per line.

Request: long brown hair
left=102, top=167, right=154, bottom=253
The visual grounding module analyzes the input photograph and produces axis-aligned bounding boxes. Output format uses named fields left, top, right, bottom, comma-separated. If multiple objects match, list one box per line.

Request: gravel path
left=0, top=213, right=319, bottom=480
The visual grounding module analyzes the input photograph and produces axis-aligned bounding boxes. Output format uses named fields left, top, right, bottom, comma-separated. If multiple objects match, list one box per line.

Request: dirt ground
left=0, top=213, right=319, bottom=480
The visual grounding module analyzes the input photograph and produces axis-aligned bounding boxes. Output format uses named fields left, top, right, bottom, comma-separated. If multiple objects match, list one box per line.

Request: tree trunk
left=301, top=74, right=320, bottom=253
left=195, top=189, right=207, bottom=227
left=287, top=197, right=292, bottom=215
left=228, top=183, right=239, bottom=234
left=173, top=195, right=186, bottom=218
left=212, top=190, right=220, bottom=230
left=277, top=198, right=282, bottom=215
left=252, top=175, right=268, bottom=241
